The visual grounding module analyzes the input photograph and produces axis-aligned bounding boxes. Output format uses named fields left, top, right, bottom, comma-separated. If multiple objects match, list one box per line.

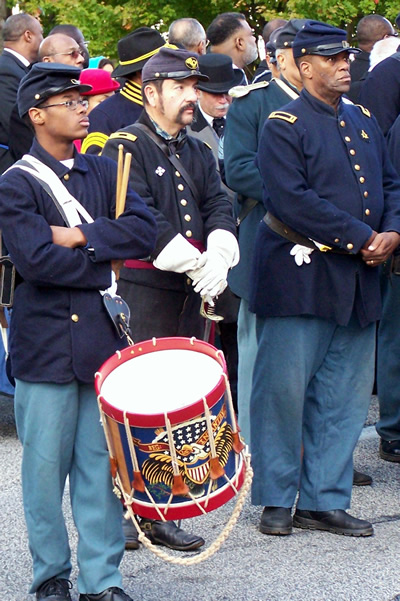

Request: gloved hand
left=290, top=244, right=314, bottom=266
left=187, top=230, right=239, bottom=298
left=207, top=229, right=240, bottom=268
left=153, top=234, right=206, bottom=273
left=188, top=250, right=229, bottom=298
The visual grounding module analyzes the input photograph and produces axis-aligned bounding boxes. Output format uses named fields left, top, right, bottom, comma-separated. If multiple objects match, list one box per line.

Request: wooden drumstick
left=116, top=144, right=124, bottom=208
left=116, top=152, right=132, bottom=219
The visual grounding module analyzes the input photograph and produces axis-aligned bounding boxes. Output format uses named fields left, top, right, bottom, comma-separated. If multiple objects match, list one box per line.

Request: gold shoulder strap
left=109, top=132, right=138, bottom=143
left=268, top=111, right=297, bottom=124
left=355, top=104, right=371, bottom=118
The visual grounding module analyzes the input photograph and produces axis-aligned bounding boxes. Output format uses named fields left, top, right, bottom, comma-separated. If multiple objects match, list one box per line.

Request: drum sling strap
left=7, top=155, right=133, bottom=342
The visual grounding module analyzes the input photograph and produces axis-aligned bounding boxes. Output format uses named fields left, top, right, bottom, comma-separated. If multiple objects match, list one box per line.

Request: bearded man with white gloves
left=102, top=46, right=238, bottom=549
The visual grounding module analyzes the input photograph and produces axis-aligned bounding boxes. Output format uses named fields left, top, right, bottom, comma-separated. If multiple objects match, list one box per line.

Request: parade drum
left=95, top=337, right=246, bottom=521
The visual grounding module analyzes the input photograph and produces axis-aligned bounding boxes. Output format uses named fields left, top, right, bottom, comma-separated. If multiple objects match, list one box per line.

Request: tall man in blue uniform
left=359, top=39, right=400, bottom=135
left=224, top=19, right=304, bottom=446
left=374, top=114, right=400, bottom=462
left=249, top=21, right=400, bottom=537
left=0, top=63, right=157, bottom=601
left=102, top=47, right=239, bottom=549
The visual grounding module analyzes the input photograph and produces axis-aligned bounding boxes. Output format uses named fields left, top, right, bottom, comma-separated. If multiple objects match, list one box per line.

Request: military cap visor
left=18, top=62, right=92, bottom=117
left=148, top=69, right=208, bottom=81
left=297, top=40, right=360, bottom=57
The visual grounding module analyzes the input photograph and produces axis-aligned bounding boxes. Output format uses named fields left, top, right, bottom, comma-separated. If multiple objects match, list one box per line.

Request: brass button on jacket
left=71, top=314, right=79, bottom=322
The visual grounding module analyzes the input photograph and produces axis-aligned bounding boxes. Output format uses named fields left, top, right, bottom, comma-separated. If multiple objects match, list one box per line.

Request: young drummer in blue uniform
left=0, top=63, right=156, bottom=601
left=249, top=21, right=400, bottom=537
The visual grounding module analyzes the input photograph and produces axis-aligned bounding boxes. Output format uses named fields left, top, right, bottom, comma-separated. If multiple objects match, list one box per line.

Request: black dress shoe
left=36, top=578, right=72, bottom=600
left=293, top=509, right=373, bottom=537
left=259, top=507, right=292, bottom=535
left=380, top=439, right=400, bottom=463
left=79, top=587, right=133, bottom=601
left=353, top=469, right=373, bottom=486
left=140, top=519, right=205, bottom=551
left=122, top=514, right=140, bottom=550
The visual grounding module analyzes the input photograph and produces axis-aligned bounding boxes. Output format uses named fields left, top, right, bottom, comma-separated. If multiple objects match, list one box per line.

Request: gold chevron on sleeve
left=81, top=132, right=109, bottom=154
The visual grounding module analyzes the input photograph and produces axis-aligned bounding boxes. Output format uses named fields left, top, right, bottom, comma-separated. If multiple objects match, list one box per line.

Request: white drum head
left=100, top=348, right=224, bottom=414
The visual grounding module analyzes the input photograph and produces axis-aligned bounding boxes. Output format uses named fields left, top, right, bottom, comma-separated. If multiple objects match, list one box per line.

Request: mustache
left=178, top=102, right=197, bottom=116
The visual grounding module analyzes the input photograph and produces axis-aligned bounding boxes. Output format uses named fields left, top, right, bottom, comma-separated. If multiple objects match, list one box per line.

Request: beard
left=244, top=43, right=259, bottom=65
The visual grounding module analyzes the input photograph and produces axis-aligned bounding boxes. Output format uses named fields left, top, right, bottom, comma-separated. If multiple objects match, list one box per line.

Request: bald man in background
left=168, top=18, right=207, bottom=54
left=39, top=33, right=85, bottom=68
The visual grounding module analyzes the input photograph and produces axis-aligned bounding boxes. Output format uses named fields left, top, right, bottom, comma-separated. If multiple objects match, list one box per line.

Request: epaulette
left=109, top=131, right=138, bottom=143
left=229, top=80, right=269, bottom=98
left=268, top=111, right=297, bottom=124
left=355, top=104, right=371, bottom=118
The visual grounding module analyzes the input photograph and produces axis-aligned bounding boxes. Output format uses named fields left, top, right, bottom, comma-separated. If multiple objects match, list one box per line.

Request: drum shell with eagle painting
left=95, top=337, right=246, bottom=520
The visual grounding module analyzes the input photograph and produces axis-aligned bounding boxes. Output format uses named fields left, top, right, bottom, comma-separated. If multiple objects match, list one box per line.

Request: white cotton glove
left=187, top=230, right=239, bottom=299
left=153, top=234, right=206, bottom=273
left=187, top=250, right=229, bottom=298
left=207, top=229, right=240, bottom=268
left=290, top=244, right=314, bottom=266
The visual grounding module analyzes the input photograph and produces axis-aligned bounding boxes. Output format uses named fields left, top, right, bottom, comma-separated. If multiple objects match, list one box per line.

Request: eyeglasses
left=40, top=99, right=89, bottom=111
left=47, top=49, right=83, bottom=60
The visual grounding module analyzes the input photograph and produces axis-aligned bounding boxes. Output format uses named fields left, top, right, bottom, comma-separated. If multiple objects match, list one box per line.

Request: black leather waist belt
left=263, top=212, right=350, bottom=255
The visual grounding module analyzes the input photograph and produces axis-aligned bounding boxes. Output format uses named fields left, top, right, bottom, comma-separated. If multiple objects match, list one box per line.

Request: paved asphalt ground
left=1, top=393, right=399, bottom=601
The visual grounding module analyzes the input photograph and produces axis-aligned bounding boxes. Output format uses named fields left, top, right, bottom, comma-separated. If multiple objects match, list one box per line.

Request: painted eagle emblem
left=142, top=417, right=233, bottom=496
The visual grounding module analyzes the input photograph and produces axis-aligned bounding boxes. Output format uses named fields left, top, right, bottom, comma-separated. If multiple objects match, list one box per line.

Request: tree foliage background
left=3, top=0, right=400, bottom=57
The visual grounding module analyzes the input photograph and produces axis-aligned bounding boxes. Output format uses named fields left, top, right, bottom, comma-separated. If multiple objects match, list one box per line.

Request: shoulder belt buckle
left=268, top=111, right=297, bottom=124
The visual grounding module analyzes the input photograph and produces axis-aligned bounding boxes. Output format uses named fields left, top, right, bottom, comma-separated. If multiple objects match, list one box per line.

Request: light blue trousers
left=14, top=379, right=124, bottom=594
left=376, top=271, right=400, bottom=440
left=237, top=299, right=257, bottom=449
left=250, top=314, right=375, bottom=510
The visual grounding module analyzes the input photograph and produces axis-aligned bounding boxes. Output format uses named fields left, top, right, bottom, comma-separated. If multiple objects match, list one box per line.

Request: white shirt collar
left=3, top=48, right=30, bottom=67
